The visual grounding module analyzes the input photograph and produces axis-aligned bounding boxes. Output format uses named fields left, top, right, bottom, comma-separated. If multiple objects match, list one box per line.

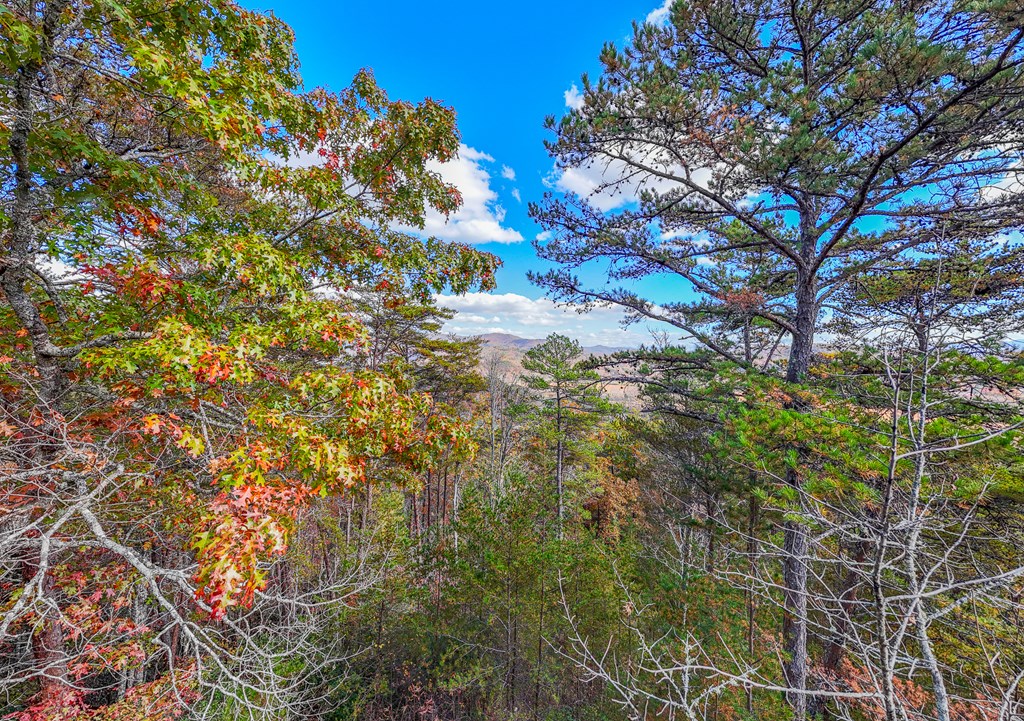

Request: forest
left=2, top=1, right=1024, bottom=720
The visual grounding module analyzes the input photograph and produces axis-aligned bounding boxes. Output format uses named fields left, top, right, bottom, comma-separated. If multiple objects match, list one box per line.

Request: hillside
left=476, top=332, right=626, bottom=357
left=474, top=333, right=639, bottom=406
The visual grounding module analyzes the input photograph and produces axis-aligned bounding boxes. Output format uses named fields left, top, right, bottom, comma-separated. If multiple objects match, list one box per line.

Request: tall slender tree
left=530, top=2, right=1024, bottom=714
left=521, top=334, right=607, bottom=535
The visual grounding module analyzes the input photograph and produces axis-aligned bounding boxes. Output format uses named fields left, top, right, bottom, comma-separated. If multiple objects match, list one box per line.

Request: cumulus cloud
left=434, top=292, right=674, bottom=347
left=646, top=0, right=674, bottom=25
left=564, top=84, right=584, bottom=110
left=550, top=155, right=711, bottom=213
left=416, top=144, right=524, bottom=244
left=279, top=142, right=522, bottom=244
left=551, top=163, right=627, bottom=212
left=501, top=165, right=516, bottom=181
left=982, top=168, right=1024, bottom=203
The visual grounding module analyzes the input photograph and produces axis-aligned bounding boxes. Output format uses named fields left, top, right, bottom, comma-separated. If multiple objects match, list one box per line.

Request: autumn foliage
left=1, top=0, right=495, bottom=716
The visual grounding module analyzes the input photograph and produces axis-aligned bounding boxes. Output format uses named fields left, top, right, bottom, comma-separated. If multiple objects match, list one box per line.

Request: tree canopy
left=3, top=2, right=1024, bottom=721
left=1, top=0, right=496, bottom=715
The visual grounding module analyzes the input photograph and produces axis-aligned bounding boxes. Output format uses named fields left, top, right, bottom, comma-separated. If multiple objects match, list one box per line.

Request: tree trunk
left=782, top=512, right=809, bottom=719
left=3, top=5, right=75, bottom=699
left=555, top=387, right=564, bottom=538
left=22, top=550, right=68, bottom=703
left=782, top=269, right=817, bottom=720
left=905, top=329, right=951, bottom=721
left=821, top=540, right=868, bottom=674
left=746, top=493, right=758, bottom=715
left=425, top=469, right=432, bottom=532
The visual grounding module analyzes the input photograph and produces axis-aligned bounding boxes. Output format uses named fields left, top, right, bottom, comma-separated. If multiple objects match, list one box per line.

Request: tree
left=0, top=1, right=496, bottom=716
left=530, top=2, right=1024, bottom=714
left=480, top=350, right=531, bottom=494
left=521, top=334, right=607, bottom=535
left=807, top=237, right=1024, bottom=721
left=343, top=291, right=486, bottom=545
left=554, top=234, right=1024, bottom=720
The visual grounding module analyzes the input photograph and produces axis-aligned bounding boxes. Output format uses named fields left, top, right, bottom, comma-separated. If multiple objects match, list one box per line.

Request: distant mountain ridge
left=471, top=333, right=638, bottom=407
left=475, top=332, right=625, bottom=356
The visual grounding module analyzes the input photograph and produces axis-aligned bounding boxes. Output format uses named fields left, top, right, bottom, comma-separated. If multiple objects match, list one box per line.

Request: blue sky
left=242, top=0, right=677, bottom=346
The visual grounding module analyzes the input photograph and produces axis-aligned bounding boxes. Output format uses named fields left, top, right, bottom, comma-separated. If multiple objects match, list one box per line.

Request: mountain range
left=475, top=332, right=625, bottom=357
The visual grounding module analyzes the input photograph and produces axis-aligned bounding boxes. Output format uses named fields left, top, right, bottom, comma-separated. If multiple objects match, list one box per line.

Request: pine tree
left=521, top=334, right=608, bottom=535
left=530, top=3, right=1024, bottom=713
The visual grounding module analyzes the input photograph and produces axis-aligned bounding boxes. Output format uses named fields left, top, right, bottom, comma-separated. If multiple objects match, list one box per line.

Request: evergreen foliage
left=2, top=2, right=1024, bottom=721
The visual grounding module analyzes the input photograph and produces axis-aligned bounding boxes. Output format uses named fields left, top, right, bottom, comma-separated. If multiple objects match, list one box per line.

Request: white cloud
left=434, top=292, right=675, bottom=348
left=552, top=163, right=623, bottom=211
left=278, top=143, right=522, bottom=244
left=278, top=148, right=323, bottom=168
left=416, top=144, right=524, bottom=244
left=511, top=188, right=521, bottom=202
left=646, top=0, right=673, bottom=25
left=659, top=229, right=712, bottom=248
left=501, top=165, right=516, bottom=181
left=550, top=155, right=710, bottom=213
left=564, top=84, right=584, bottom=110
left=982, top=168, right=1024, bottom=202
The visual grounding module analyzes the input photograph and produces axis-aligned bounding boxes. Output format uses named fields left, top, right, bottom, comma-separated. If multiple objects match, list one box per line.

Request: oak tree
left=0, top=1, right=496, bottom=716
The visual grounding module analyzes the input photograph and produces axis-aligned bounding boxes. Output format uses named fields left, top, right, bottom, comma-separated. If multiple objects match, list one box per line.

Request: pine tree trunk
left=746, top=493, right=758, bottom=714
left=555, top=387, right=564, bottom=537
left=782, top=269, right=817, bottom=720
left=534, top=576, right=545, bottom=720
